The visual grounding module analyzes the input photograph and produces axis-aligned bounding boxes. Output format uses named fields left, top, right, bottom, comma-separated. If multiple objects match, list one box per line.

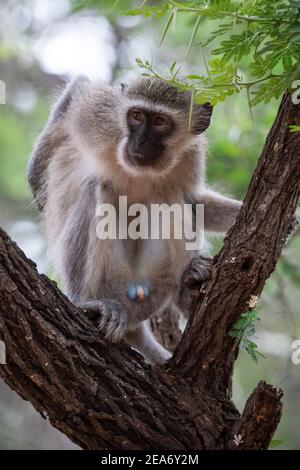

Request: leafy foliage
left=229, top=310, right=265, bottom=363
left=269, top=438, right=284, bottom=448
left=127, top=0, right=300, bottom=108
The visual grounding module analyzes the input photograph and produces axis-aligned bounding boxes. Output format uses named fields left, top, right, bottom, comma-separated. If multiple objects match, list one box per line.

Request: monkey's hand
left=80, top=299, right=128, bottom=343
left=177, top=256, right=212, bottom=317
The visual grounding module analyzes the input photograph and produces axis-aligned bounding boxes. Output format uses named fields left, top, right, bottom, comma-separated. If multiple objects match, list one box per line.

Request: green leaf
left=246, top=86, right=254, bottom=124
left=186, top=74, right=205, bottom=80
left=269, top=439, right=284, bottom=449
left=187, top=15, right=202, bottom=56
left=282, top=51, right=293, bottom=70
left=126, top=4, right=169, bottom=18
left=169, top=60, right=177, bottom=76
left=128, top=0, right=300, bottom=109
left=229, top=310, right=265, bottom=363
left=160, top=10, right=176, bottom=45
left=188, top=89, right=195, bottom=129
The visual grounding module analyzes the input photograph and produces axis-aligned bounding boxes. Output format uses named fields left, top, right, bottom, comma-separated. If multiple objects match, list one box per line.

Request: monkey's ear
left=191, top=102, right=213, bottom=134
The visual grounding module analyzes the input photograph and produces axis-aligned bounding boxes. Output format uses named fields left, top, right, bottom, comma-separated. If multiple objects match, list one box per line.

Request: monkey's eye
left=130, top=110, right=144, bottom=124
left=152, top=115, right=171, bottom=132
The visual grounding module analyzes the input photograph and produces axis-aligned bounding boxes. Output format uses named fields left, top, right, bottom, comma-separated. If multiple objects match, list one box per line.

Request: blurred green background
left=0, top=0, right=299, bottom=450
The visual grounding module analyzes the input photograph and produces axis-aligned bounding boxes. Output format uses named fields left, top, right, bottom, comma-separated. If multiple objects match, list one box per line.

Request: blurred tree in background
left=0, top=0, right=299, bottom=449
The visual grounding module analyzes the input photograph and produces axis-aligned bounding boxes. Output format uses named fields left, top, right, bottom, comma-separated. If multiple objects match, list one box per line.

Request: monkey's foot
left=81, top=300, right=128, bottom=343
left=182, top=255, right=212, bottom=289
left=177, top=256, right=212, bottom=316
left=151, top=347, right=172, bottom=365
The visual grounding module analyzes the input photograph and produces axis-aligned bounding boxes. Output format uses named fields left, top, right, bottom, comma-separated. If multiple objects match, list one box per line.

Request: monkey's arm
left=27, top=123, right=64, bottom=210
left=196, top=189, right=242, bottom=233
left=27, top=77, right=89, bottom=210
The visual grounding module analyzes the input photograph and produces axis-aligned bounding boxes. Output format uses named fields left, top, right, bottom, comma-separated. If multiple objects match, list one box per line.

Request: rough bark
left=0, top=227, right=238, bottom=450
left=228, top=381, right=284, bottom=450
left=150, top=308, right=182, bottom=352
left=0, top=93, right=299, bottom=450
left=171, top=92, right=300, bottom=394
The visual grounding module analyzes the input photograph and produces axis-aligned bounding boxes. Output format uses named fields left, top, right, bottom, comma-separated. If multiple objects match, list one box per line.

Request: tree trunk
left=0, top=93, right=299, bottom=450
left=171, top=92, right=300, bottom=393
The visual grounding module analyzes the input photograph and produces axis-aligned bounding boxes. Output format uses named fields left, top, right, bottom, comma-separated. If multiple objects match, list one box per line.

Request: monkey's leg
left=124, top=320, right=172, bottom=365
left=177, top=255, right=212, bottom=317
left=80, top=299, right=128, bottom=343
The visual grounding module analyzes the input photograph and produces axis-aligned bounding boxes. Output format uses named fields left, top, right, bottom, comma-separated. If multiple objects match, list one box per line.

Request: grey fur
left=63, top=178, right=99, bottom=303
left=28, top=76, right=241, bottom=364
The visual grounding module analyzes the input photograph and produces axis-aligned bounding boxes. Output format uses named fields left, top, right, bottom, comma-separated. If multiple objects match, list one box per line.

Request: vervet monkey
left=28, top=77, right=241, bottom=364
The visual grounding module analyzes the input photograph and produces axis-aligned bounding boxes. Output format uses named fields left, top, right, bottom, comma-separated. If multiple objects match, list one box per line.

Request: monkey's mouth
left=119, top=142, right=168, bottom=175
left=126, top=150, right=152, bottom=167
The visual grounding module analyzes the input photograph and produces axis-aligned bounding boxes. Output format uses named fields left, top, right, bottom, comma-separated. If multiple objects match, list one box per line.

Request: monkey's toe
left=97, top=300, right=128, bottom=343
left=81, top=299, right=128, bottom=343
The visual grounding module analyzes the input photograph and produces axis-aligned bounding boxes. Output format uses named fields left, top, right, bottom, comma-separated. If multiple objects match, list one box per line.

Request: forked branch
left=0, top=93, right=298, bottom=449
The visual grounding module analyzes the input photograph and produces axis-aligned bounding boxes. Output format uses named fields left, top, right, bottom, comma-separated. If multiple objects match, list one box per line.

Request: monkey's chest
left=103, top=199, right=196, bottom=295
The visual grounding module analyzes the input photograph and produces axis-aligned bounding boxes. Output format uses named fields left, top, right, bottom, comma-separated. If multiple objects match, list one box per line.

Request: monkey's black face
left=125, top=108, right=174, bottom=169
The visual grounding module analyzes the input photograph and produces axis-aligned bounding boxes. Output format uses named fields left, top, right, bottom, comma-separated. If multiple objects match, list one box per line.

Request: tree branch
left=170, top=93, right=300, bottom=394
left=0, top=227, right=239, bottom=450
left=228, top=381, right=283, bottom=450
left=0, top=93, right=297, bottom=450
left=150, top=308, right=182, bottom=352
